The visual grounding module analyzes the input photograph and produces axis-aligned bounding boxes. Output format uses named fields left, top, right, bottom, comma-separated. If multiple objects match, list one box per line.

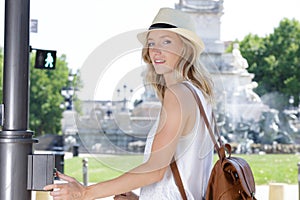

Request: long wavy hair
left=141, top=34, right=214, bottom=103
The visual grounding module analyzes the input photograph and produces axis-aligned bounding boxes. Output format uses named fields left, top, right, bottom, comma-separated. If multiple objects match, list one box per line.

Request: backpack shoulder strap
left=171, top=82, right=223, bottom=199
left=170, top=160, right=188, bottom=200
left=182, top=82, right=222, bottom=153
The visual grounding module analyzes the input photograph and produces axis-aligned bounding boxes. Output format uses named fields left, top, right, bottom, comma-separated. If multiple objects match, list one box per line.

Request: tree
left=29, top=52, right=70, bottom=136
left=0, top=48, right=81, bottom=136
left=0, top=48, right=72, bottom=135
left=239, top=18, right=300, bottom=106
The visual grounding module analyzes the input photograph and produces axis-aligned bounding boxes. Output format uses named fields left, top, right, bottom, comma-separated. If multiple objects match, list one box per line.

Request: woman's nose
left=150, top=46, right=162, bottom=54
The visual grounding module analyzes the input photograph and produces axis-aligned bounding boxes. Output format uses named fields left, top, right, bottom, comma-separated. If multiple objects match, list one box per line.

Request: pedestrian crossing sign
left=34, top=49, right=57, bottom=70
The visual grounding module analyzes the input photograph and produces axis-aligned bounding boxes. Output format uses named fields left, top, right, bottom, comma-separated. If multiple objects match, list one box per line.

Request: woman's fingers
left=43, top=183, right=60, bottom=191
left=43, top=172, right=86, bottom=200
left=56, top=171, right=76, bottom=182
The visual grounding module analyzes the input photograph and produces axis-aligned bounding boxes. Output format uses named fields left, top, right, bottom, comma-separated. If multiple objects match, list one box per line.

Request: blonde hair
left=142, top=35, right=214, bottom=102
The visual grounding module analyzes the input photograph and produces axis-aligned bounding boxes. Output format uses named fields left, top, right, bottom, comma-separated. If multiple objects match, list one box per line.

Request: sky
left=0, top=0, right=299, bottom=100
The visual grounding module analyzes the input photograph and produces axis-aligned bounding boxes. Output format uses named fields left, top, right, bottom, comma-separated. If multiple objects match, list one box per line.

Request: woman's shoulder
left=167, top=81, right=195, bottom=94
left=165, top=82, right=196, bottom=106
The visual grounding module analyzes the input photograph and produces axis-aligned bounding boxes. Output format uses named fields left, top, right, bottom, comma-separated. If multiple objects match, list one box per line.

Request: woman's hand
left=114, top=191, right=139, bottom=200
left=43, top=171, right=87, bottom=200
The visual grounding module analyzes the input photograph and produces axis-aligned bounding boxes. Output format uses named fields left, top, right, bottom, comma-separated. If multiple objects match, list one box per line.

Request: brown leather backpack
left=171, top=82, right=257, bottom=200
left=205, top=143, right=256, bottom=200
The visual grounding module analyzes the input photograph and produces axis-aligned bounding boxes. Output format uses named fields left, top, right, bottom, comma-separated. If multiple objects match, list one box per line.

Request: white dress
left=139, top=82, right=214, bottom=200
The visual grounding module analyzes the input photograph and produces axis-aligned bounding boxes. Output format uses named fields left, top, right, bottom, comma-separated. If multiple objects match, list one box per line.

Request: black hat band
left=149, top=23, right=177, bottom=30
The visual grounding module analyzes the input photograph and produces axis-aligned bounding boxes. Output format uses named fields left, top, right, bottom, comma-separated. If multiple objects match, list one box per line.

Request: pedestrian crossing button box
left=27, top=154, right=55, bottom=191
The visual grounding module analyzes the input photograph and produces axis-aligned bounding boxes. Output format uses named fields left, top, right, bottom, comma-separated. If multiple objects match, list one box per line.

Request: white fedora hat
left=137, top=7, right=205, bottom=55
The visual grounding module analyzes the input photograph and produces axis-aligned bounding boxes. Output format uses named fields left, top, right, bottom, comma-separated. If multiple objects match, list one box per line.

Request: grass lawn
left=235, top=154, right=300, bottom=185
left=65, top=155, right=143, bottom=183
left=64, top=153, right=300, bottom=185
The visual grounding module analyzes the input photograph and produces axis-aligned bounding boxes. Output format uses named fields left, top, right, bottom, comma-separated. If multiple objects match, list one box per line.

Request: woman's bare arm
left=45, top=86, right=191, bottom=200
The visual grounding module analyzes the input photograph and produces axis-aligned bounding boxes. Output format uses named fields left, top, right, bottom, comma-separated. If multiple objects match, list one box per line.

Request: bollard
left=73, top=144, right=79, bottom=157
left=298, top=162, right=300, bottom=200
left=269, top=183, right=285, bottom=200
left=83, top=158, right=89, bottom=186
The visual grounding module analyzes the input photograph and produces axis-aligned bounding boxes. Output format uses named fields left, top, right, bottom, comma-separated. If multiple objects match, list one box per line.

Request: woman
left=44, top=7, right=214, bottom=200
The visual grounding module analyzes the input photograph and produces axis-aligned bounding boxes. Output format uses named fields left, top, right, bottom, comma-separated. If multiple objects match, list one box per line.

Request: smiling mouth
left=153, top=59, right=166, bottom=64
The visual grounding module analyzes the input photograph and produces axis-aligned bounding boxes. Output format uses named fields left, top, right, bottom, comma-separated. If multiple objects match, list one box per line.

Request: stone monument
left=176, top=0, right=269, bottom=124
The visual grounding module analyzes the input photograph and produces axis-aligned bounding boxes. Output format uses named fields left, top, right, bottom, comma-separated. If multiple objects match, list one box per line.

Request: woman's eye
left=163, top=40, right=171, bottom=45
left=147, top=42, right=155, bottom=47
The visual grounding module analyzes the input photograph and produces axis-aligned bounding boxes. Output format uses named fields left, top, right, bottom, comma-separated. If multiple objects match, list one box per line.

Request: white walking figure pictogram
left=45, top=53, right=54, bottom=68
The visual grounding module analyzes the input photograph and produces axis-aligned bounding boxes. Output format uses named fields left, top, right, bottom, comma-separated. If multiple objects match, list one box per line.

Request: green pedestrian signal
left=34, top=49, right=56, bottom=70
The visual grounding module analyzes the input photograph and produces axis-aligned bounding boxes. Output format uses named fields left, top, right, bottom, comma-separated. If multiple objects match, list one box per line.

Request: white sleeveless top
left=139, top=82, right=214, bottom=200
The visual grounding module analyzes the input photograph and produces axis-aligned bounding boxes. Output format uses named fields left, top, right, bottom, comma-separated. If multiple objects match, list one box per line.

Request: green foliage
left=29, top=53, right=70, bottom=136
left=0, top=48, right=82, bottom=136
left=239, top=18, right=300, bottom=106
left=71, top=71, right=83, bottom=114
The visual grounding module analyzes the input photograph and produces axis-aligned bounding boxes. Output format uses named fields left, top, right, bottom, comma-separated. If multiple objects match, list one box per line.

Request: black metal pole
left=0, top=0, right=36, bottom=199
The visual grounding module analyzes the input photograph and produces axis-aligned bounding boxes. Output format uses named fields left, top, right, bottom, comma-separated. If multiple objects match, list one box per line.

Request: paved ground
left=255, top=184, right=298, bottom=200
left=33, top=185, right=298, bottom=200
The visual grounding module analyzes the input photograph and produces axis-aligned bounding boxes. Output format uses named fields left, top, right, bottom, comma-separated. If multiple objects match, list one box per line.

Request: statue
left=258, top=109, right=294, bottom=145
left=244, top=82, right=262, bottom=103
left=279, top=110, right=299, bottom=137
left=232, top=43, right=249, bottom=72
left=259, top=109, right=280, bottom=144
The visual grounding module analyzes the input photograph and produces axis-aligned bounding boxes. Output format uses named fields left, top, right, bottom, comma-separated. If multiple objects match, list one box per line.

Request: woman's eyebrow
left=147, top=35, right=173, bottom=41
